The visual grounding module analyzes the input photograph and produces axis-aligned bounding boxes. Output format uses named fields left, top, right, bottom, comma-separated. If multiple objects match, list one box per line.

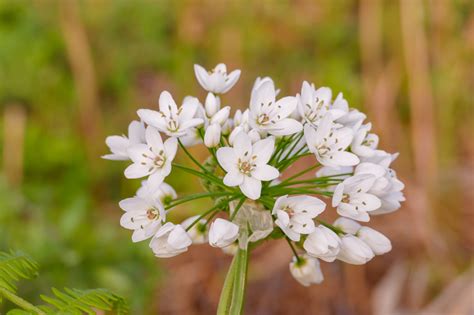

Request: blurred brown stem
left=3, top=103, right=26, bottom=188
left=58, top=0, right=103, bottom=167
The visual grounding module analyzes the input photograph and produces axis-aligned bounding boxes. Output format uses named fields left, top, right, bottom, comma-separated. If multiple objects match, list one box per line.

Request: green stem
left=178, top=139, right=210, bottom=174
left=280, top=164, right=320, bottom=185
left=229, top=248, right=249, bottom=315
left=185, top=196, right=240, bottom=232
left=172, top=163, right=231, bottom=191
left=166, top=191, right=233, bottom=209
left=217, top=252, right=238, bottom=315
left=285, top=238, right=301, bottom=262
left=0, top=287, right=46, bottom=315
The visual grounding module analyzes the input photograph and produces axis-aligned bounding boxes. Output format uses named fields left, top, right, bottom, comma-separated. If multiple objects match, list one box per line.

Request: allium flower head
left=105, top=63, right=405, bottom=293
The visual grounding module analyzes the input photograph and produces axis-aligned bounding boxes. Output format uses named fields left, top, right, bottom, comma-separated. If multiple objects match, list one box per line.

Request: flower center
left=146, top=208, right=159, bottom=220
left=154, top=151, right=166, bottom=168
left=166, top=119, right=179, bottom=132
left=284, top=205, right=295, bottom=218
left=317, top=144, right=331, bottom=156
left=257, top=113, right=270, bottom=125
left=341, top=193, right=350, bottom=203
left=238, top=158, right=256, bottom=176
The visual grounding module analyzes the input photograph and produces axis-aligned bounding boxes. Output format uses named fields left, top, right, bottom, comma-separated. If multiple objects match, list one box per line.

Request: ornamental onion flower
left=104, top=63, right=405, bottom=305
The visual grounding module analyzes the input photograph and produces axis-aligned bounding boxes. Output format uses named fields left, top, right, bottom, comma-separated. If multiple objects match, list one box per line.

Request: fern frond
left=39, top=288, right=128, bottom=315
left=0, top=250, right=39, bottom=292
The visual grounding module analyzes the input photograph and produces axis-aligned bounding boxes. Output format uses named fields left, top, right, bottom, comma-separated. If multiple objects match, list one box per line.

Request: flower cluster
left=104, top=63, right=405, bottom=287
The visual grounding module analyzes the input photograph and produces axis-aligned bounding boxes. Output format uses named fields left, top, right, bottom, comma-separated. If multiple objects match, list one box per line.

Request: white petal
left=164, top=137, right=178, bottom=160
left=239, top=176, right=261, bottom=200
left=330, top=151, right=360, bottom=166
left=159, top=91, right=178, bottom=116
left=274, top=96, right=298, bottom=119
left=233, top=131, right=252, bottom=158
left=145, top=126, right=164, bottom=153
left=216, top=147, right=238, bottom=173
left=252, top=137, right=275, bottom=164
left=124, top=163, right=150, bottom=179
left=137, top=109, right=167, bottom=130
left=268, top=118, right=303, bottom=136
left=223, top=171, right=244, bottom=186
left=221, top=69, right=241, bottom=93
left=252, top=165, right=279, bottom=181
left=194, top=64, right=210, bottom=91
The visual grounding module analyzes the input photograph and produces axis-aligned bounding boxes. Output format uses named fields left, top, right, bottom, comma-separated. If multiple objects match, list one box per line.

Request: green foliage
left=0, top=250, right=128, bottom=314
left=0, top=251, right=38, bottom=293
left=39, top=288, right=127, bottom=315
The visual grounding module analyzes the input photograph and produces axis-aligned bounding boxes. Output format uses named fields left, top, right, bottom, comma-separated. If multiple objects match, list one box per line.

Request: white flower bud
left=303, top=225, right=341, bottom=262
left=149, top=223, right=192, bottom=258
left=204, top=123, right=221, bottom=148
left=289, top=254, right=324, bottom=286
left=337, top=235, right=374, bottom=265
left=205, top=92, right=219, bottom=117
left=181, top=215, right=208, bottom=244
left=210, top=106, right=230, bottom=125
left=357, top=227, right=392, bottom=255
left=333, top=217, right=361, bottom=235
left=228, top=126, right=243, bottom=145
left=208, top=218, right=239, bottom=248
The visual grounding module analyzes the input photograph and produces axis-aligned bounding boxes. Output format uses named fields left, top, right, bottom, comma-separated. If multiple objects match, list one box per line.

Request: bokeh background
left=0, top=0, right=473, bottom=314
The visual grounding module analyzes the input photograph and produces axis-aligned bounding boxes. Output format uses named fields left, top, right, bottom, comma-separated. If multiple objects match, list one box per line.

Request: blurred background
left=0, top=0, right=473, bottom=314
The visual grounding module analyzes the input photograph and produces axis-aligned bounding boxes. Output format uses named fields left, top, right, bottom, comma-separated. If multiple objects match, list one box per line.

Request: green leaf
left=0, top=250, right=39, bottom=293
left=40, top=288, right=128, bottom=315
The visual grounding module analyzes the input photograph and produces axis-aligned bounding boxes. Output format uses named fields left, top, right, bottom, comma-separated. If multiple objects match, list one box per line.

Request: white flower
left=297, top=82, right=345, bottom=126
left=315, top=165, right=353, bottom=192
left=208, top=218, right=239, bottom=248
left=249, top=79, right=302, bottom=136
left=304, top=114, right=359, bottom=168
left=204, top=123, right=221, bottom=148
left=181, top=215, right=208, bottom=244
left=149, top=222, right=192, bottom=258
left=303, top=225, right=341, bottom=262
left=357, top=227, right=392, bottom=255
left=332, top=174, right=381, bottom=222
left=351, top=123, right=379, bottom=157
left=216, top=132, right=279, bottom=200
left=289, top=254, right=324, bottom=286
left=272, top=195, right=325, bottom=241
left=335, top=109, right=366, bottom=132
left=251, top=77, right=280, bottom=100
left=136, top=181, right=177, bottom=206
left=119, top=196, right=166, bottom=242
left=354, top=162, right=405, bottom=215
left=337, top=234, right=374, bottom=265
left=194, top=63, right=241, bottom=94
left=125, top=126, right=178, bottom=190
left=103, top=120, right=145, bottom=160
left=137, top=91, right=203, bottom=137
